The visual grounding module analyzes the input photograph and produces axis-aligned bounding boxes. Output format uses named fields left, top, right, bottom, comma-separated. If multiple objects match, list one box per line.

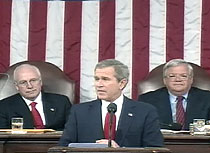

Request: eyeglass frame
left=164, top=73, right=192, bottom=81
left=15, top=78, right=42, bottom=87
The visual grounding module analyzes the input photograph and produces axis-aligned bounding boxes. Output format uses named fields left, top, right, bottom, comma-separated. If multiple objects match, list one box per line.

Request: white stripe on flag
left=46, top=1, right=65, bottom=70
left=80, top=1, right=100, bottom=103
left=149, top=0, right=167, bottom=70
left=10, top=0, right=30, bottom=65
left=115, top=0, right=132, bottom=98
left=184, top=0, right=202, bottom=65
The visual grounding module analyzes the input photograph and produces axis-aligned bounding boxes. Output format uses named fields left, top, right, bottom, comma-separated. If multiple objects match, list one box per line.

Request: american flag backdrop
left=1, top=0, right=210, bottom=103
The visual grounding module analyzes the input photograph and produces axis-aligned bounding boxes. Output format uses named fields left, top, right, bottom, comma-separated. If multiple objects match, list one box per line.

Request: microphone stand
left=106, top=102, right=117, bottom=147
left=108, top=112, right=114, bottom=147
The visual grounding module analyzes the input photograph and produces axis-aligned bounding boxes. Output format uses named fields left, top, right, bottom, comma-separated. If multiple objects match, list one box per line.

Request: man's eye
left=180, top=75, right=188, bottom=79
left=30, top=79, right=37, bottom=82
left=19, top=81, right=26, bottom=85
left=102, top=77, right=110, bottom=81
left=181, top=75, right=188, bottom=77
left=94, top=77, right=99, bottom=81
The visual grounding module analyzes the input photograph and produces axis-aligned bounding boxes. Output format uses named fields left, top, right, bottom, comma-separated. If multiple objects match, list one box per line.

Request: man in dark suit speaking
left=138, top=59, right=210, bottom=130
left=0, top=64, right=71, bottom=131
left=59, top=59, right=163, bottom=147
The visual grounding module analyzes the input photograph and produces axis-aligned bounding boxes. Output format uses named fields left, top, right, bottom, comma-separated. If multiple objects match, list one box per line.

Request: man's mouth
left=97, top=90, right=106, bottom=94
left=173, top=83, right=183, bottom=86
left=26, top=89, right=36, bottom=94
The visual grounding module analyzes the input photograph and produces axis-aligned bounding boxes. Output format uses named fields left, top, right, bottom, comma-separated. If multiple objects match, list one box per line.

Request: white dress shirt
left=22, top=92, right=46, bottom=125
left=101, top=94, right=124, bottom=130
left=168, top=92, right=188, bottom=123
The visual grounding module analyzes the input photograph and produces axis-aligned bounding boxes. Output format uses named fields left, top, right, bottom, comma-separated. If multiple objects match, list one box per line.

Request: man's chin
left=172, top=90, right=187, bottom=95
left=97, top=95, right=108, bottom=101
left=24, top=94, right=38, bottom=101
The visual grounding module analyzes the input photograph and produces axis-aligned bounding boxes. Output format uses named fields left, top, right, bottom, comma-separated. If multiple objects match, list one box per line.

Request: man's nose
left=95, top=80, right=103, bottom=86
left=174, top=76, right=182, bottom=81
left=26, top=81, right=33, bottom=88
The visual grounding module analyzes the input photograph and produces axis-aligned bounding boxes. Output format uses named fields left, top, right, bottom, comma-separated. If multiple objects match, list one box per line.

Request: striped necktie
left=176, top=96, right=185, bottom=129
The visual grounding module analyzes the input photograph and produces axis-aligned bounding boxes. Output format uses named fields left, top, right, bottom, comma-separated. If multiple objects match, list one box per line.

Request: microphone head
left=107, top=103, right=117, bottom=113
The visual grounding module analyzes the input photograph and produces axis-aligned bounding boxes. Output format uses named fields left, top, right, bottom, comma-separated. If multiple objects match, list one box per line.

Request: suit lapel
left=115, top=97, right=135, bottom=146
left=86, top=100, right=104, bottom=139
left=42, top=93, right=56, bottom=127
left=158, top=88, right=173, bottom=123
left=185, top=87, right=201, bottom=125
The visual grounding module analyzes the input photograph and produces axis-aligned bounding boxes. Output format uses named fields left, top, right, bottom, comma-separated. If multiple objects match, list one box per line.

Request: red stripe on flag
left=166, top=0, right=184, bottom=61
left=201, top=0, right=210, bottom=72
left=98, top=0, right=115, bottom=61
left=132, top=0, right=150, bottom=99
left=63, top=2, right=82, bottom=103
left=28, top=1, right=47, bottom=61
left=0, top=1, right=12, bottom=72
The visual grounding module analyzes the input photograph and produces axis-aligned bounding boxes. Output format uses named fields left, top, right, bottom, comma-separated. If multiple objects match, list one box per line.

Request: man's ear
left=119, top=78, right=128, bottom=90
left=163, top=78, right=166, bottom=86
left=15, top=84, right=19, bottom=91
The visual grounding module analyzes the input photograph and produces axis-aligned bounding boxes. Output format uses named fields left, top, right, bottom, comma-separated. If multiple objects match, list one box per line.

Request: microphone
left=160, top=122, right=182, bottom=131
left=107, top=103, right=117, bottom=147
left=107, top=103, right=117, bottom=113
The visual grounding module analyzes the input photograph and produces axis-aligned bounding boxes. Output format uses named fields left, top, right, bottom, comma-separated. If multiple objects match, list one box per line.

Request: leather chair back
left=138, top=63, right=210, bottom=95
left=0, top=61, right=75, bottom=104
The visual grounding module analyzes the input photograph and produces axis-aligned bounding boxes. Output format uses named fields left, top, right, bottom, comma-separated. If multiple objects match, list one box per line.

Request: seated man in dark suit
left=0, top=64, right=71, bottom=130
left=138, top=59, right=210, bottom=130
left=59, top=59, right=163, bottom=147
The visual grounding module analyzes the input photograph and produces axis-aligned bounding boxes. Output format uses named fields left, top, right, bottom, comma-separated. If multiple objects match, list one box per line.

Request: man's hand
left=96, top=139, right=119, bottom=148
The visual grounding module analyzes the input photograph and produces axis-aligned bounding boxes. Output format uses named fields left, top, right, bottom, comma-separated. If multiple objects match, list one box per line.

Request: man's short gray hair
left=163, top=59, right=193, bottom=78
left=95, top=59, right=129, bottom=82
left=13, top=64, right=42, bottom=81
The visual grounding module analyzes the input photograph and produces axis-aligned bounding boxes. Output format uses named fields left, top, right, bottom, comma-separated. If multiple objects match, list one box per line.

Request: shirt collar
left=22, top=92, right=42, bottom=106
left=101, top=94, right=124, bottom=107
left=168, top=91, right=188, bottom=101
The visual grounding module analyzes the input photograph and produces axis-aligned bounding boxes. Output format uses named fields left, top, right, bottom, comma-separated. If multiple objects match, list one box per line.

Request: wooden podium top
left=48, top=146, right=171, bottom=153
left=0, top=132, right=209, bottom=153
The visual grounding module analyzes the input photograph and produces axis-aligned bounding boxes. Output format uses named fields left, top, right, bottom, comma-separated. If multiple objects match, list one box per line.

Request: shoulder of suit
left=140, top=87, right=167, bottom=97
left=71, top=99, right=100, bottom=109
left=42, top=92, right=69, bottom=99
left=190, top=87, right=210, bottom=95
left=77, top=99, right=99, bottom=106
left=0, top=93, right=21, bottom=103
left=124, top=96, right=156, bottom=109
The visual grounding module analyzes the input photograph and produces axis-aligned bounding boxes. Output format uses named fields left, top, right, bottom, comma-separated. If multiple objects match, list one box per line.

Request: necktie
left=176, top=96, right=185, bottom=129
left=30, top=102, right=45, bottom=129
left=104, top=112, right=116, bottom=140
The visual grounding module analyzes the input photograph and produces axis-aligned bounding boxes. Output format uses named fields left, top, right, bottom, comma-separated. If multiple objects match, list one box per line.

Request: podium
left=0, top=132, right=210, bottom=153
left=48, top=146, right=171, bottom=153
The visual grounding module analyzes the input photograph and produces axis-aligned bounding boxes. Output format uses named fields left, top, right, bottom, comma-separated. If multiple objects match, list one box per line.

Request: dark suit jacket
left=0, top=92, right=71, bottom=130
left=138, top=87, right=210, bottom=130
left=59, top=96, right=163, bottom=147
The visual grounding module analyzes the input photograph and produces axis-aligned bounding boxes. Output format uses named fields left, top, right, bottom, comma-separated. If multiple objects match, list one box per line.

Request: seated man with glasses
left=0, top=64, right=72, bottom=130
left=138, top=59, right=210, bottom=130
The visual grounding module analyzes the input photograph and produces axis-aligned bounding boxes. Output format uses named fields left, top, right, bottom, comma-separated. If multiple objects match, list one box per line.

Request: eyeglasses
left=16, top=78, right=41, bottom=87
left=165, top=74, right=191, bottom=81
